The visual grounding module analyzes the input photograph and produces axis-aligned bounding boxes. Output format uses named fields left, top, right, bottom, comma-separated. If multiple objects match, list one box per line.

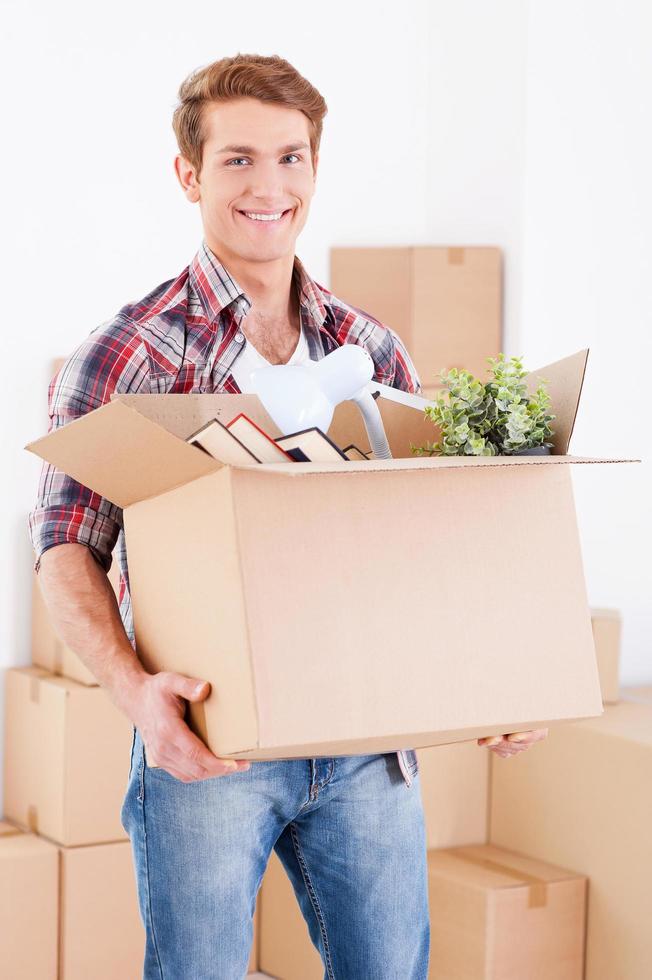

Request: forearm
left=36, top=543, right=147, bottom=720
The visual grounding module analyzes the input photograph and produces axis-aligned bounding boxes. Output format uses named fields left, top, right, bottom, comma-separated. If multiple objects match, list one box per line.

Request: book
left=342, top=444, right=371, bottom=461
left=186, top=419, right=261, bottom=465
left=226, top=413, right=294, bottom=463
left=275, top=427, right=348, bottom=463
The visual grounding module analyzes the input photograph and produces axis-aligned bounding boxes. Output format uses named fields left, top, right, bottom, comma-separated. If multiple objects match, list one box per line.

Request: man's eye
left=226, top=154, right=301, bottom=167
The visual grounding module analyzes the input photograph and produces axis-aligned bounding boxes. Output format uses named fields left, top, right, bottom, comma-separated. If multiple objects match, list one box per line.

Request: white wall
left=520, top=0, right=652, bottom=682
left=2, top=0, right=647, bottom=809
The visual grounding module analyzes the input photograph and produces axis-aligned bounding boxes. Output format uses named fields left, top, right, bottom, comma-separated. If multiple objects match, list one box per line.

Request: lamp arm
left=350, top=389, right=393, bottom=459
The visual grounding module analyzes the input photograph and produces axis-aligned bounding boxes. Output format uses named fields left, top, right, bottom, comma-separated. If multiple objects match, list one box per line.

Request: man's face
left=176, top=97, right=318, bottom=265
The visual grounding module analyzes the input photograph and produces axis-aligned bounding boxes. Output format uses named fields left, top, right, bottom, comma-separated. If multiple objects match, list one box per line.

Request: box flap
left=525, top=348, right=589, bottom=454
left=25, top=400, right=222, bottom=508
left=111, top=392, right=283, bottom=441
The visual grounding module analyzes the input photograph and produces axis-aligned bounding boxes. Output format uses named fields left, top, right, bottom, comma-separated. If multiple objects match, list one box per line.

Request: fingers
left=148, top=721, right=251, bottom=783
left=162, top=672, right=212, bottom=702
left=477, top=728, right=549, bottom=759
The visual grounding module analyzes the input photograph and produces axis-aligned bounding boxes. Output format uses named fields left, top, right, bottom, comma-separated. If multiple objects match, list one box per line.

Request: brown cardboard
left=3, top=667, right=133, bottom=845
left=489, top=701, right=652, bottom=980
left=259, top=850, right=324, bottom=980
left=330, top=246, right=502, bottom=386
left=0, top=819, right=59, bottom=979
left=25, top=350, right=639, bottom=760
left=621, top=684, right=652, bottom=704
left=590, top=607, right=621, bottom=703
left=417, top=742, right=489, bottom=849
left=427, top=844, right=586, bottom=979
left=59, top=840, right=145, bottom=979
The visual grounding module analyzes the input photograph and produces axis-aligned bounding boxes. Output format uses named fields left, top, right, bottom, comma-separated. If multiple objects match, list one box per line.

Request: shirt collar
left=188, top=238, right=329, bottom=329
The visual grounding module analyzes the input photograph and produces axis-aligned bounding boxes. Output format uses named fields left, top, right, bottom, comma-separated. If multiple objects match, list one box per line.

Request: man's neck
left=206, top=240, right=297, bottom=324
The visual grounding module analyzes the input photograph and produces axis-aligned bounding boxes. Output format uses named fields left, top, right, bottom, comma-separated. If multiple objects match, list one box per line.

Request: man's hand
left=477, top=728, right=549, bottom=758
left=129, top=672, right=251, bottom=782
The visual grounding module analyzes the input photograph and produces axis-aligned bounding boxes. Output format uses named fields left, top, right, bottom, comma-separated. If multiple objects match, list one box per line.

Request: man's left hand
left=477, top=728, right=548, bottom=758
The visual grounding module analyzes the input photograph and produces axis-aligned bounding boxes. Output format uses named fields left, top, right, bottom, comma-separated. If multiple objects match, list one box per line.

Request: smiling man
left=29, top=53, right=546, bottom=980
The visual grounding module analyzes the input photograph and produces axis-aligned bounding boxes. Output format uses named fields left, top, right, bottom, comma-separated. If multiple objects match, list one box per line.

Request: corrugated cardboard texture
left=590, top=607, right=621, bottom=704
left=59, top=841, right=145, bottom=979
left=3, top=667, right=133, bottom=846
left=259, top=850, right=323, bottom=980
left=427, top=845, right=586, bottom=979
left=490, top=702, right=652, bottom=980
left=417, top=742, right=489, bottom=849
left=0, top=822, right=58, bottom=979
left=330, top=246, right=502, bottom=385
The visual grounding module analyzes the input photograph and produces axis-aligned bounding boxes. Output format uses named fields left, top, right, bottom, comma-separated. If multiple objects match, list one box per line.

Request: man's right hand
left=130, top=672, right=251, bottom=783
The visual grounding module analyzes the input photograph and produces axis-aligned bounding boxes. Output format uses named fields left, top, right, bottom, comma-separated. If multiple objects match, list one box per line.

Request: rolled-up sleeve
left=28, top=317, right=148, bottom=574
left=388, top=327, right=422, bottom=395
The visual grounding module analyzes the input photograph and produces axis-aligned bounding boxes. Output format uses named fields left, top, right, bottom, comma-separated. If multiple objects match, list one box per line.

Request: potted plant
left=411, top=353, right=556, bottom=457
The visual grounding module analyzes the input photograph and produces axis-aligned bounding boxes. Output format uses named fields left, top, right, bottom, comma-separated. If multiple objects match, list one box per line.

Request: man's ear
left=174, top=154, right=201, bottom=203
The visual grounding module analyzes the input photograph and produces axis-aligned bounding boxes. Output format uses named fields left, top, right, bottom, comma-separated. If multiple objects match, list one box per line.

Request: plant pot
left=511, top=445, right=552, bottom=456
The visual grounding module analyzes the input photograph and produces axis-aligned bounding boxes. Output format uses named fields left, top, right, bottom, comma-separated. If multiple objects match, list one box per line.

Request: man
left=29, top=53, right=547, bottom=980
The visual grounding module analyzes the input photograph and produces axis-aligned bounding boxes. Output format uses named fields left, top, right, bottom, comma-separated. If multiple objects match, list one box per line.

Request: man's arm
left=29, top=328, right=250, bottom=781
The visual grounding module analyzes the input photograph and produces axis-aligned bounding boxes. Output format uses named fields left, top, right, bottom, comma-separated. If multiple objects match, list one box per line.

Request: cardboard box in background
left=59, top=840, right=144, bottom=979
left=416, top=741, right=489, bottom=849
left=26, top=349, right=635, bottom=762
left=427, top=844, right=586, bottom=980
left=3, top=667, right=132, bottom=845
left=330, top=246, right=502, bottom=387
left=590, top=607, right=621, bottom=703
left=0, top=819, right=59, bottom=979
left=621, top=684, right=652, bottom=704
left=489, top=701, right=652, bottom=980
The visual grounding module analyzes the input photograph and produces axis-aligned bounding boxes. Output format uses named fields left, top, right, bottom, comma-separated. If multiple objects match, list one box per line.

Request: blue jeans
left=121, top=727, right=430, bottom=979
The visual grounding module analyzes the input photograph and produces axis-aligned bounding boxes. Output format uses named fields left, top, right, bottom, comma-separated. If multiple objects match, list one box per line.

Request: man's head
left=172, top=54, right=328, bottom=267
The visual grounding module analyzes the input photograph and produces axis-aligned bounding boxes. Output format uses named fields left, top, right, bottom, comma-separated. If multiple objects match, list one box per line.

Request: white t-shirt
left=231, top=325, right=311, bottom=393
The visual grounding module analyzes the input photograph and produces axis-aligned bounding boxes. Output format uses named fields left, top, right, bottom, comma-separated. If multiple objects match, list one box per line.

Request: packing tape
left=0, top=824, right=23, bottom=838
left=449, top=849, right=549, bottom=908
left=447, top=247, right=465, bottom=265
left=27, top=805, right=39, bottom=834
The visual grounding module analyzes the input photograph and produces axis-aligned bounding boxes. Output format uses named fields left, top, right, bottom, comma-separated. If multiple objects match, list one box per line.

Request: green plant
left=410, top=353, right=556, bottom=457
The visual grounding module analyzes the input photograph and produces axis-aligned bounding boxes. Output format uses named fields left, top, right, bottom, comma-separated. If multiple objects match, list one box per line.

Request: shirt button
left=235, top=331, right=245, bottom=343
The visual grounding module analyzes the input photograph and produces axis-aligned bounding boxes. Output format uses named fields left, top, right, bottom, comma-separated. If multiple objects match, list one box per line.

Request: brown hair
left=172, top=54, right=328, bottom=178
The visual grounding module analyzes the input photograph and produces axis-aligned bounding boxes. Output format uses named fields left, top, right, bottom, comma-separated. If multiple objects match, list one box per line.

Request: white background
left=1, top=0, right=650, bottom=807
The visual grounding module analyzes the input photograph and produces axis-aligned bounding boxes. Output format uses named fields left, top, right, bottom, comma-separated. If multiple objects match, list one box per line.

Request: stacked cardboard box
left=590, top=607, right=622, bottom=703
left=489, top=700, right=652, bottom=980
left=329, top=245, right=503, bottom=391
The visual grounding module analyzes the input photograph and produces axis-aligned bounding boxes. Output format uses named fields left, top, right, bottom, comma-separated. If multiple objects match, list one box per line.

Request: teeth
left=242, top=210, right=285, bottom=221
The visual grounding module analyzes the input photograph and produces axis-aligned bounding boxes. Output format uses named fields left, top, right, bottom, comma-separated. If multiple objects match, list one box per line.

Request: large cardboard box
left=0, top=819, right=59, bottom=979
left=489, top=701, right=652, bottom=980
left=58, top=840, right=144, bottom=979
left=330, top=246, right=502, bottom=386
left=622, top=684, right=652, bottom=704
left=3, top=666, right=133, bottom=845
left=427, top=844, right=586, bottom=979
left=417, top=742, right=489, bottom=849
left=590, top=607, right=621, bottom=703
left=26, top=349, right=636, bottom=760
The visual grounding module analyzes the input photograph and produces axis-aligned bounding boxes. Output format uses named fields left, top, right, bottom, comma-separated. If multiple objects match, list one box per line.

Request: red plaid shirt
left=28, top=240, right=422, bottom=781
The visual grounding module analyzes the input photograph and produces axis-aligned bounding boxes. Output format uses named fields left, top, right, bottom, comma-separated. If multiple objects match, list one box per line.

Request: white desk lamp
left=249, top=345, right=393, bottom=459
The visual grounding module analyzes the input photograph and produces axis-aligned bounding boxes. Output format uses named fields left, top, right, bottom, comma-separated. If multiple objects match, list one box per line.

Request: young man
left=29, top=54, right=546, bottom=980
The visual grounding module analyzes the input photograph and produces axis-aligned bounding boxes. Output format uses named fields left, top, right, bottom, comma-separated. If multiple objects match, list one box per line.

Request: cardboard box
left=417, top=741, right=489, bottom=849
left=0, top=819, right=59, bottom=979
left=3, top=666, right=133, bottom=845
left=59, top=840, right=144, bottom=979
left=489, top=701, right=652, bottom=980
left=259, top=850, right=323, bottom=980
left=330, top=246, right=502, bottom=386
left=621, top=684, right=652, bottom=704
left=26, top=349, right=636, bottom=760
left=427, top=844, right=586, bottom=979
left=590, top=607, right=621, bottom=703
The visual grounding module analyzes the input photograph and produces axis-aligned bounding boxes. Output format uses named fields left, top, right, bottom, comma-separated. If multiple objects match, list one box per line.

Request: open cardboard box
left=26, top=349, right=639, bottom=760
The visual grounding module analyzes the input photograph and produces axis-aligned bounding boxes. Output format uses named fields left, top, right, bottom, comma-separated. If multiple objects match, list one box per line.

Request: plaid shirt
left=28, top=239, right=423, bottom=784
